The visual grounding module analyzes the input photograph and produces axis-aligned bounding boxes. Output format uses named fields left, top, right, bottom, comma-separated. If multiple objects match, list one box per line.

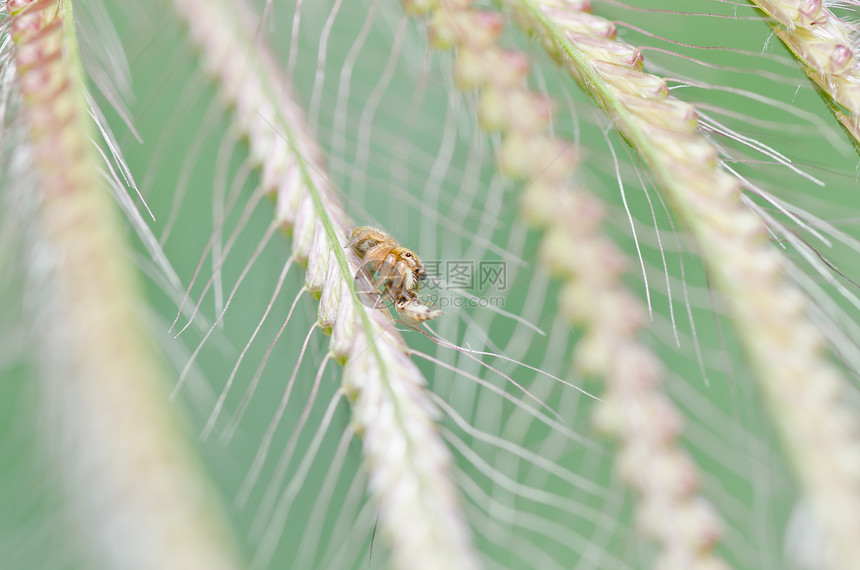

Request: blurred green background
left=5, top=0, right=860, bottom=568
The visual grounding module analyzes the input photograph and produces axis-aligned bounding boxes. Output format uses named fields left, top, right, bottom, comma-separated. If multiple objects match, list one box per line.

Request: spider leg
left=363, top=244, right=395, bottom=270
left=381, top=255, right=402, bottom=290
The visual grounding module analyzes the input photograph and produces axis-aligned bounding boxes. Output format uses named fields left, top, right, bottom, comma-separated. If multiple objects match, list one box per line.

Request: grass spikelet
left=750, top=0, right=860, bottom=151
left=5, top=1, right=243, bottom=568
left=409, top=0, right=730, bottom=564
left=515, top=1, right=860, bottom=568
left=171, top=0, right=480, bottom=566
left=343, top=311, right=482, bottom=570
left=536, top=187, right=730, bottom=569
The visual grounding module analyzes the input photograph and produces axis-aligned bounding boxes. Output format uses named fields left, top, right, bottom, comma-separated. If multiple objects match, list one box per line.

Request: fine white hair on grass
left=174, top=219, right=279, bottom=399
left=353, top=15, right=408, bottom=207
left=413, top=0, right=731, bottom=565
left=254, top=352, right=333, bottom=540
left=203, top=253, right=298, bottom=440
left=329, top=0, right=381, bottom=177
left=518, top=2, right=860, bottom=568
left=250, top=388, right=347, bottom=569
left=158, top=94, right=223, bottom=245
left=13, top=0, right=860, bottom=568
left=171, top=0, right=483, bottom=567
left=749, top=0, right=860, bottom=148
left=173, top=166, right=268, bottom=337
left=430, top=392, right=604, bottom=496
left=413, top=350, right=587, bottom=443
left=291, top=421, right=356, bottom=568
left=238, top=322, right=318, bottom=508
left=307, top=0, right=345, bottom=138
left=222, top=283, right=308, bottom=442
left=4, top=1, right=244, bottom=569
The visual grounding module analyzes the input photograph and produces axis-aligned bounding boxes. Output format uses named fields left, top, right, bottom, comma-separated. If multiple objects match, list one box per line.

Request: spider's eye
left=405, top=252, right=411, bottom=257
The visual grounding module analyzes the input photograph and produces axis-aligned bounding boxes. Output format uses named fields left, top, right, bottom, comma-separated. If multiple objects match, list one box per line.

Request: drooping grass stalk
left=538, top=193, right=730, bottom=569
left=410, top=1, right=730, bottom=565
left=749, top=0, right=860, bottom=152
left=170, top=0, right=481, bottom=567
left=5, top=1, right=244, bottom=569
left=514, top=2, right=860, bottom=568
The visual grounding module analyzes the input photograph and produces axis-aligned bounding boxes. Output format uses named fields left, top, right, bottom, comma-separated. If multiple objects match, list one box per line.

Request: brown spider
left=347, top=226, right=439, bottom=323
left=347, top=226, right=426, bottom=300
